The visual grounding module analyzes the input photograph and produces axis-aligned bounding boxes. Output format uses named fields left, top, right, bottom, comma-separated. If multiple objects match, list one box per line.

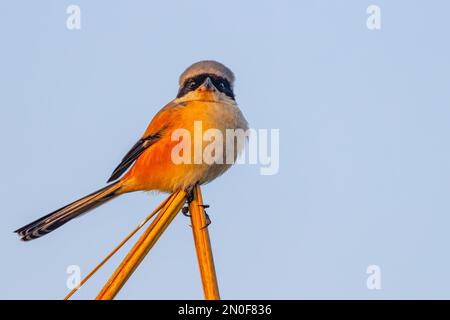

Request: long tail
left=15, top=181, right=123, bottom=241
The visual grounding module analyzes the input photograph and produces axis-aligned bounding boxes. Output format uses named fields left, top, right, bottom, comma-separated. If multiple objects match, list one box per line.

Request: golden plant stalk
left=96, top=190, right=186, bottom=300
left=63, top=185, right=220, bottom=300
left=189, top=185, right=220, bottom=299
left=63, top=195, right=173, bottom=300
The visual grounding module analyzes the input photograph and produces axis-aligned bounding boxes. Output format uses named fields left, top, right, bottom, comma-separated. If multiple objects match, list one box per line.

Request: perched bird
left=15, top=60, right=248, bottom=241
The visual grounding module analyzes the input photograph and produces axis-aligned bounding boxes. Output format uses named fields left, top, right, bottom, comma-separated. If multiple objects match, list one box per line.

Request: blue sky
left=1, top=1, right=450, bottom=299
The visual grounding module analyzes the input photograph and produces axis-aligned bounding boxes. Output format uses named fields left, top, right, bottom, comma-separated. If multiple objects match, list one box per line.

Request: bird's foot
left=183, top=184, right=211, bottom=228
left=201, top=211, right=212, bottom=229
left=185, top=185, right=195, bottom=204
left=198, top=204, right=211, bottom=229
left=181, top=206, right=190, bottom=217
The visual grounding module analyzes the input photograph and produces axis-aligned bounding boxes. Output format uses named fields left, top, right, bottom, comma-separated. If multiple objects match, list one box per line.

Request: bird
left=15, top=60, right=248, bottom=241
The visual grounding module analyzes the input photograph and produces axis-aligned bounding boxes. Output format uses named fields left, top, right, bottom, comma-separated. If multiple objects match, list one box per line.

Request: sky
left=1, top=1, right=450, bottom=299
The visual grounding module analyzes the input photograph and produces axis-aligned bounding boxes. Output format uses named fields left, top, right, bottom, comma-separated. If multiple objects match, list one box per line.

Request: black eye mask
left=177, top=73, right=235, bottom=100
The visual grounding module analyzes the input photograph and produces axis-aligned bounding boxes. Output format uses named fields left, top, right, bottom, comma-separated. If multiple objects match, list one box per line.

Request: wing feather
left=107, top=134, right=160, bottom=182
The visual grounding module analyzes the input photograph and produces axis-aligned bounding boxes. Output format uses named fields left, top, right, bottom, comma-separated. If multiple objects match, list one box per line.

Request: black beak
left=201, top=77, right=215, bottom=91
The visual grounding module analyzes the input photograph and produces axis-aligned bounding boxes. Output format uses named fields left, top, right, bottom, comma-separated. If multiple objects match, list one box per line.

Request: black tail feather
left=15, top=181, right=122, bottom=241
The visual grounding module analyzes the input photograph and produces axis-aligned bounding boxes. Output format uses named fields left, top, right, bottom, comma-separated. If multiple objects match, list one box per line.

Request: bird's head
left=176, top=60, right=235, bottom=103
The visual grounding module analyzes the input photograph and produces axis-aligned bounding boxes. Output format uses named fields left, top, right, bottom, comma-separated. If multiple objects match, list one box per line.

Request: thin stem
left=63, top=194, right=173, bottom=300
left=189, top=185, right=220, bottom=299
left=96, top=190, right=186, bottom=300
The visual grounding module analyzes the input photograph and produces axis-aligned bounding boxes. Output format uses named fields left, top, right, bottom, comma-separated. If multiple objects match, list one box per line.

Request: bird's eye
left=218, top=81, right=227, bottom=90
left=188, top=80, right=196, bottom=88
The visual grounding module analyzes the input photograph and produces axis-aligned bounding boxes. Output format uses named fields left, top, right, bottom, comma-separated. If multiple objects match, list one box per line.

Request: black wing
left=107, top=134, right=160, bottom=183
